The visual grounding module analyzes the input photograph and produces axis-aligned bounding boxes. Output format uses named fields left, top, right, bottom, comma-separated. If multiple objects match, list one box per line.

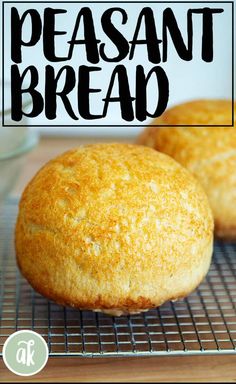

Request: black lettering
left=67, top=7, right=100, bottom=64
left=78, top=66, right=103, bottom=119
left=162, top=8, right=193, bottom=62
left=191, top=8, right=224, bottom=62
left=129, top=7, right=161, bottom=64
left=45, top=65, right=78, bottom=120
left=11, top=8, right=42, bottom=63
left=103, top=65, right=135, bottom=121
left=100, top=8, right=129, bottom=62
left=43, top=8, right=68, bottom=62
left=136, top=65, right=169, bottom=121
left=11, top=65, right=43, bottom=121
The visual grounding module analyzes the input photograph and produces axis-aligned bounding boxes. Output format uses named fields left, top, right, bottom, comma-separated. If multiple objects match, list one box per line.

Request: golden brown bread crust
left=137, top=100, right=236, bottom=240
left=15, top=144, right=213, bottom=315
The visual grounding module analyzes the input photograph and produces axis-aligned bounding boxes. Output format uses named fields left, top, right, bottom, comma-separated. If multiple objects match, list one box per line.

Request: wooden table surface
left=1, top=136, right=236, bottom=383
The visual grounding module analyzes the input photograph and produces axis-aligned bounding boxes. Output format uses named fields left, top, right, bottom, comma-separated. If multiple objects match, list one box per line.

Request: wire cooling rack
left=0, top=198, right=236, bottom=357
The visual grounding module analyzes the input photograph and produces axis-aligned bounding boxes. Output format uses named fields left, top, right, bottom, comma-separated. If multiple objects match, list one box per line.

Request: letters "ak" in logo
left=2, top=330, right=48, bottom=376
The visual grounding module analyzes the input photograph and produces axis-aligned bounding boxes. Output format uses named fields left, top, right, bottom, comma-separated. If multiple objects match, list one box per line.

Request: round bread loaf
left=15, top=144, right=213, bottom=315
left=138, top=100, right=236, bottom=240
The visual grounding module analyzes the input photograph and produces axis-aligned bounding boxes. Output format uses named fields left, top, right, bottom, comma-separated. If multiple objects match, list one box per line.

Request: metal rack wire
left=0, top=198, right=236, bottom=356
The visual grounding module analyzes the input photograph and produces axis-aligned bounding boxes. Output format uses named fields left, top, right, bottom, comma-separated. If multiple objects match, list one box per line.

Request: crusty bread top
left=138, top=100, right=235, bottom=166
left=156, top=99, right=233, bottom=125
left=19, top=143, right=212, bottom=239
